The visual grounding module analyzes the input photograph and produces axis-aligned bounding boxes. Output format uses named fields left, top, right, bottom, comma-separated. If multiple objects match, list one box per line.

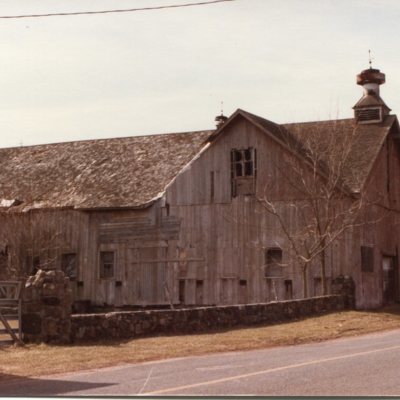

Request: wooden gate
left=0, top=281, right=23, bottom=345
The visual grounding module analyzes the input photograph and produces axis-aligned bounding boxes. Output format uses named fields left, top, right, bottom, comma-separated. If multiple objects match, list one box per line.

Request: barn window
left=284, top=279, right=293, bottom=300
left=264, top=248, right=283, bottom=278
left=231, top=148, right=257, bottom=196
left=61, top=253, right=78, bottom=281
left=99, top=251, right=115, bottom=279
left=361, top=246, right=374, bottom=272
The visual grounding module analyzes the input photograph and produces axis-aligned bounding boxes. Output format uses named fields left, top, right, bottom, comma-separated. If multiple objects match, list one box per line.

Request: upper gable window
left=232, top=149, right=255, bottom=178
left=231, top=148, right=256, bottom=196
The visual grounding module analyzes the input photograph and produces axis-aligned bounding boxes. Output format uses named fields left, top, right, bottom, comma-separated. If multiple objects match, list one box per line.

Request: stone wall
left=332, top=275, right=355, bottom=308
left=22, top=269, right=72, bottom=343
left=70, top=295, right=347, bottom=342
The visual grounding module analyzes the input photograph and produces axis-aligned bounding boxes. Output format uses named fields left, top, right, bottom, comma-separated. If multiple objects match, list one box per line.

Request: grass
left=1, top=305, right=400, bottom=381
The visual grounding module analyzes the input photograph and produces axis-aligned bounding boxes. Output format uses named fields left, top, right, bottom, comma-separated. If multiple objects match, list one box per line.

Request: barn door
left=382, top=256, right=396, bottom=304
left=129, top=247, right=168, bottom=306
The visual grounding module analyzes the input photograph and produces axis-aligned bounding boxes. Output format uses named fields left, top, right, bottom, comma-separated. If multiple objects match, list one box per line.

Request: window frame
left=231, top=147, right=257, bottom=197
left=264, top=247, right=283, bottom=279
left=99, top=250, right=115, bottom=280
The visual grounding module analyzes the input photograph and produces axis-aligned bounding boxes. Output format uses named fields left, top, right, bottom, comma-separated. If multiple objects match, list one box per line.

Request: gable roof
left=0, top=131, right=212, bottom=211
left=210, top=109, right=398, bottom=193
left=283, top=115, right=397, bottom=192
left=0, top=108, right=397, bottom=211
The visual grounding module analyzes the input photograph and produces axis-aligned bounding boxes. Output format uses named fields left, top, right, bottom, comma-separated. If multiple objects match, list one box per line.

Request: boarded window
left=264, top=248, right=283, bottom=278
left=231, top=148, right=257, bottom=196
left=361, top=246, right=374, bottom=272
left=99, top=251, right=115, bottom=279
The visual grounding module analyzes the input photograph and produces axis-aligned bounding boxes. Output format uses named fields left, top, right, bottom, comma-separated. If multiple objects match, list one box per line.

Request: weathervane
left=368, top=49, right=374, bottom=69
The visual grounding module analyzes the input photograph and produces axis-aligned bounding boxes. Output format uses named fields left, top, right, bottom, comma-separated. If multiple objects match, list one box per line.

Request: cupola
left=353, top=65, right=391, bottom=124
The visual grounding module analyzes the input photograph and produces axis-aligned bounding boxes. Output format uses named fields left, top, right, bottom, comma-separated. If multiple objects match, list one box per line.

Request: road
left=2, top=329, right=400, bottom=396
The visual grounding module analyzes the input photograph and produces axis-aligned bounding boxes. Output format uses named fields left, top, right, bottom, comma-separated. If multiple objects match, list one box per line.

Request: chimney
left=353, top=66, right=391, bottom=124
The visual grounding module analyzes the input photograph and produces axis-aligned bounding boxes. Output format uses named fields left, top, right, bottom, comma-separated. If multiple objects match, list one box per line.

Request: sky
left=0, top=0, right=400, bottom=148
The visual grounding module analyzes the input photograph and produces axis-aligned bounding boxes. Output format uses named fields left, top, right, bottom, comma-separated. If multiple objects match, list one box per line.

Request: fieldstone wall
left=22, top=269, right=72, bottom=343
left=332, top=275, right=355, bottom=308
left=70, top=295, right=347, bottom=342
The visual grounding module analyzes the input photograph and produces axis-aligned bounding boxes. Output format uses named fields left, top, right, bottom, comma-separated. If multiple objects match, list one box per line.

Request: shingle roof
left=0, top=131, right=212, bottom=210
left=235, top=109, right=397, bottom=193
left=0, top=109, right=396, bottom=211
left=353, top=93, right=391, bottom=110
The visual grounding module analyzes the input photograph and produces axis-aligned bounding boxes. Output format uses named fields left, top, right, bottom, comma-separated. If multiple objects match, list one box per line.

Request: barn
left=0, top=65, right=399, bottom=309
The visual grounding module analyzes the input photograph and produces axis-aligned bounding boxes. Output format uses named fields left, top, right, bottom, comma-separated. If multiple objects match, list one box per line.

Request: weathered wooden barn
left=1, top=66, right=399, bottom=309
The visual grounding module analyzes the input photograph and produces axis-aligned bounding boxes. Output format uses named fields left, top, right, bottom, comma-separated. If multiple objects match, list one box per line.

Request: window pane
left=100, top=251, right=114, bottom=279
left=235, top=163, right=243, bottom=177
left=244, top=149, right=252, bottom=161
left=234, top=150, right=242, bottom=162
left=245, top=161, right=253, bottom=176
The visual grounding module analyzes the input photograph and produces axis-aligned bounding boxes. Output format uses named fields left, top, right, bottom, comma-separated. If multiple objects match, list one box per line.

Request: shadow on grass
left=367, top=303, right=400, bottom=315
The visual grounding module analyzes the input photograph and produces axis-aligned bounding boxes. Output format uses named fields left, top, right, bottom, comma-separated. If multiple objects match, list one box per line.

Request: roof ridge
left=0, top=129, right=214, bottom=151
left=282, top=117, right=354, bottom=126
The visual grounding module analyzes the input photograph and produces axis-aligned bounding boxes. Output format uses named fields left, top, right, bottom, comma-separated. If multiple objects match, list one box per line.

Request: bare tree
left=0, top=207, right=64, bottom=279
left=257, top=120, right=381, bottom=298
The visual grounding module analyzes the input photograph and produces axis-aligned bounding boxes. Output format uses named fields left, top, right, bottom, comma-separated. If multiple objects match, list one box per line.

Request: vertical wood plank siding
left=6, top=118, right=400, bottom=309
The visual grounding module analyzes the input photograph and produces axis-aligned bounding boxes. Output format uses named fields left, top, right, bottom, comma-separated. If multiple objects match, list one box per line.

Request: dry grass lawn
left=2, top=305, right=400, bottom=381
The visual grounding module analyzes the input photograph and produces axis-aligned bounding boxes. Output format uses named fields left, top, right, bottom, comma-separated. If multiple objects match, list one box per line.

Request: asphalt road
left=2, top=329, right=400, bottom=396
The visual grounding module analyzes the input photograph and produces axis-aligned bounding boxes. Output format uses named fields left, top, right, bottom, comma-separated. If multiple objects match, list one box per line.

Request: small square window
left=100, top=251, right=115, bottom=279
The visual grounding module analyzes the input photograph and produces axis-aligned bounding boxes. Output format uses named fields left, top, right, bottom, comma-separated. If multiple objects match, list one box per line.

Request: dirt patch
left=1, top=305, right=400, bottom=381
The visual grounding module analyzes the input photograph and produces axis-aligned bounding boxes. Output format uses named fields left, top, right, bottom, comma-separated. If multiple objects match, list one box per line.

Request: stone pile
left=22, top=269, right=72, bottom=343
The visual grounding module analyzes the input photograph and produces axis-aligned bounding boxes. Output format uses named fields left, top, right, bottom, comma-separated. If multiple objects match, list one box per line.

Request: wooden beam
left=130, top=258, right=205, bottom=264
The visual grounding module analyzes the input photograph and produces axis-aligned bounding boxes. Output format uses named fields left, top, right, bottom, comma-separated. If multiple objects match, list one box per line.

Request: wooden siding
left=4, top=116, right=400, bottom=309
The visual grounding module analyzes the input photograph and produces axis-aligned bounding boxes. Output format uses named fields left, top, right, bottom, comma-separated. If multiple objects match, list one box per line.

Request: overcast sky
left=0, top=0, right=400, bottom=148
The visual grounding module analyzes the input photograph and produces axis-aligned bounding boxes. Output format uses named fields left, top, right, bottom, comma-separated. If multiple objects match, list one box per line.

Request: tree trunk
left=321, top=248, right=327, bottom=295
left=301, top=263, right=308, bottom=298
